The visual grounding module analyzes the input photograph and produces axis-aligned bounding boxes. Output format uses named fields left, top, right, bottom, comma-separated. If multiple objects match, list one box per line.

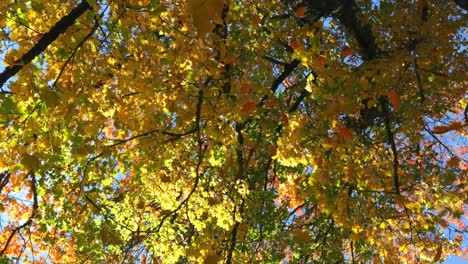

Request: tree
left=0, top=0, right=466, bottom=262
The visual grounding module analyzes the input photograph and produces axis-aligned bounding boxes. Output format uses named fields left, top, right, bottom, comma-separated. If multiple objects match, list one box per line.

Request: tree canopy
left=0, top=0, right=467, bottom=263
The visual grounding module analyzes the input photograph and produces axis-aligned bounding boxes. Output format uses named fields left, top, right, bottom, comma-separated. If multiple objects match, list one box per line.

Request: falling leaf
left=388, top=90, right=400, bottom=110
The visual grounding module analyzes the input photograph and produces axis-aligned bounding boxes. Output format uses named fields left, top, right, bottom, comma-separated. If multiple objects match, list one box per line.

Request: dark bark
left=270, top=59, right=301, bottom=93
left=336, top=0, right=379, bottom=60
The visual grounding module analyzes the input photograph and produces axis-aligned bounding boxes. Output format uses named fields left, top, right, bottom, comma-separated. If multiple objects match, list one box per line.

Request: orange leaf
left=252, top=15, right=260, bottom=27
left=264, top=100, right=278, bottom=108
left=433, top=245, right=442, bottom=262
left=448, top=121, right=462, bottom=130
left=432, top=125, right=452, bottom=134
left=338, top=127, right=352, bottom=140
left=316, top=55, right=326, bottom=63
left=387, top=90, right=400, bottom=110
left=240, top=83, right=250, bottom=95
left=446, top=157, right=460, bottom=168
left=241, top=101, right=257, bottom=114
left=341, top=49, right=353, bottom=57
left=223, top=54, right=237, bottom=64
left=268, top=144, right=277, bottom=156
left=290, top=41, right=299, bottom=50
left=296, top=6, right=305, bottom=17
left=280, top=112, right=289, bottom=125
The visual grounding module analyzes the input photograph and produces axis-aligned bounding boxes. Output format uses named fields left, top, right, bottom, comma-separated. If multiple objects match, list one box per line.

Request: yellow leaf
left=293, top=229, right=310, bottom=243
left=204, top=254, right=221, bottom=264
left=187, top=0, right=225, bottom=34
left=0, top=159, right=6, bottom=170
left=21, top=154, right=40, bottom=170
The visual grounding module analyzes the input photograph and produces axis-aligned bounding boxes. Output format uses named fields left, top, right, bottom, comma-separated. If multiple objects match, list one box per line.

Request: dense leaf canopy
left=0, top=0, right=467, bottom=263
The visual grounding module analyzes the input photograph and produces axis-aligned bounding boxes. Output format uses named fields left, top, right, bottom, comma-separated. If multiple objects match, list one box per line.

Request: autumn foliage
left=0, top=0, right=467, bottom=263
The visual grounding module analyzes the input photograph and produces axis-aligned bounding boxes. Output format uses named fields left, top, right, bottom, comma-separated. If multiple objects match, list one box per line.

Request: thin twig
left=0, top=171, right=38, bottom=256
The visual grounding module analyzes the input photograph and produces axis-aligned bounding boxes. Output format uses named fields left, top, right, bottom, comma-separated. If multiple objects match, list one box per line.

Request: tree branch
left=454, top=0, right=468, bottom=10
left=336, top=0, right=380, bottom=60
left=0, top=0, right=92, bottom=88
left=0, top=172, right=10, bottom=194
left=382, top=102, right=400, bottom=195
left=271, top=59, right=300, bottom=93
left=152, top=87, right=205, bottom=234
left=262, top=55, right=288, bottom=66
left=0, top=171, right=38, bottom=256
left=413, top=57, right=425, bottom=103
left=226, top=222, right=239, bottom=264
